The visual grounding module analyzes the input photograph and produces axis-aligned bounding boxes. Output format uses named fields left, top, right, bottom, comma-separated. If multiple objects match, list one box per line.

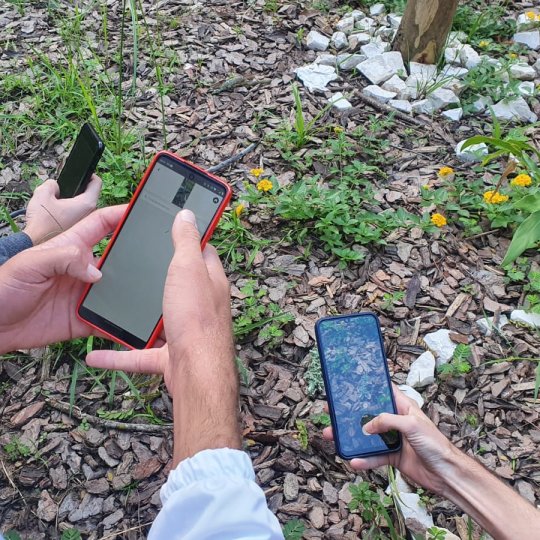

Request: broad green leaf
left=502, top=210, right=540, bottom=266
left=514, top=194, right=540, bottom=213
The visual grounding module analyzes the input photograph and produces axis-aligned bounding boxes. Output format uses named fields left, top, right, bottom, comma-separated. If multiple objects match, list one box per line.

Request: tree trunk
left=392, top=0, right=460, bottom=65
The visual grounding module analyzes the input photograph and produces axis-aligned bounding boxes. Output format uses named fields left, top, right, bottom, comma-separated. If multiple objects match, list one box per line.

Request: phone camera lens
left=212, top=197, right=219, bottom=204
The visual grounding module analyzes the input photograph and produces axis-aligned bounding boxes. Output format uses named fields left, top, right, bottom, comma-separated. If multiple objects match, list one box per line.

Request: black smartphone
left=315, top=312, right=401, bottom=460
left=77, top=151, right=232, bottom=350
left=57, top=123, right=104, bottom=198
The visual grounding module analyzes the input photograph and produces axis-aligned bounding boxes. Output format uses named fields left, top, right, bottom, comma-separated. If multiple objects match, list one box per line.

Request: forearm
left=171, top=349, right=242, bottom=466
left=442, top=450, right=540, bottom=539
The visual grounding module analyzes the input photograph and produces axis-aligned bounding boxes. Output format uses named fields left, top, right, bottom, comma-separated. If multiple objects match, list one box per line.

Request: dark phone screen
left=316, top=314, right=400, bottom=458
left=57, top=124, right=103, bottom=198
left=79, top=155, right=226, bottom=347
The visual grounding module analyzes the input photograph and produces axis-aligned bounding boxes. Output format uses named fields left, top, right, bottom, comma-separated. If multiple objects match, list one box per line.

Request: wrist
left=23, top=224, right=43, bottom=245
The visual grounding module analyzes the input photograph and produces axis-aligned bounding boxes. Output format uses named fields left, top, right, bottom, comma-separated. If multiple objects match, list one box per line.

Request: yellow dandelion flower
left=511, top=174, right=532, bottom=187
left=257, top=179, right=273, bottom=192
left=483, top=190, right=509, bottom=204
left=334, top=126, right=344, bottom=134
left=438, top=166, right=454, bottom=178
left=250, top=168, right=264, bottom=178
left=525, top=11, right=537, bottom=20
left=422, top=184, right=431, bottom=190
left=235, top=203, right=245, bottom=217
left=431, top=213, right=447, bottom=227
left=478, top=40, right=490, bottom=48
left=508, top=52, right=518, bottom=59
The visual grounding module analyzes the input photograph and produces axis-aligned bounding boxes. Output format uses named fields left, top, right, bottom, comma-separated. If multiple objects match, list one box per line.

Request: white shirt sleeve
left=148, top=448, right=284, bottom=540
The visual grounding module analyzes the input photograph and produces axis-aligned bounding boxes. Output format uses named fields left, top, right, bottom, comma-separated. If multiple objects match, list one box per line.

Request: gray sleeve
left=0, top=232, right=33, bottom=265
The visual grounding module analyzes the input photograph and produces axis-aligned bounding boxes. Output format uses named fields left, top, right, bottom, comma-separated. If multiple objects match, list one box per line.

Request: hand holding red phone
left=0, top=205, right=125, bottom=354
left=323, top=386, right=458, bottom=496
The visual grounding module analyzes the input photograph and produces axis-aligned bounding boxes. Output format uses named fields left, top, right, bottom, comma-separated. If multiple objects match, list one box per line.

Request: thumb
left=363, top=412, right=415, bottom=436
left=170, top=209, right=203, bottom=265
left=18, top=245, right=102, bottom=284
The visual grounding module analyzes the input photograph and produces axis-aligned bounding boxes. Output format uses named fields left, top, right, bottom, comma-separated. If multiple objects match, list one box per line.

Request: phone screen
left=57, top=123, right=104, bottom=198
left=79, top=154, right=227, bottom=348
left=315, top=313, right=400, bottom=459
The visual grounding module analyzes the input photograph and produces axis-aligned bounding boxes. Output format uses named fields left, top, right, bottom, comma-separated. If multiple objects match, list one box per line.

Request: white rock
left=348, top=32, right=371, bottom=50
left=406, top=351, right=436, bottom=388
left=456, top=139, right=489, bottom=162
left=510, top=309, right=540, bottom=327
left=397, top=492, right=434, bottom=533
left=424, top=329, right=457, bottom=366
left=295, top=63, right=338, bottom=92
left=439, top=65, right=468, bottom=79
left=533, top=58, right=540, bottom=74
left=409, top=62, right=438, bottom=80
left=517, top=81, right=535, bottom=97
left=336, top=16, right=355, bottom=34
left=491, top=96, right=538, bottom=123
left=375, top=26, right=395, bottom=40
left=442, top=107, right=463, bottom=121
left=513, top=30, right=540, bottom=50
left=350, top=10, right=365, bottom=21
left=370, top=3, right=386, bottom=16
left=389, top=99, right=413, bottom=113
left=306, top=30, right=330, bottom=52
left=386, top=470, right=413, bottom=495
left=382, top=74, right=407, bottom=94
left=442, top=79, right=466, bottom=96
left=398, top=384, right=425, bottom=408
left=411, top=99, right=436, bottom=115
left=476, top=314, right=509, bottom=336
left=356, top=17, right=376, bottom=34
left=471, top=95, right=493, bottom=113
left=357, top=52, right=405, bottom=85
left=316, top=53, right=337, bottom=66
left=444, top=47, right=461, bottom=65
left=427, top=87, right=460, bottom=110
left=449, top=31, right=467, bottom=45
left=387, top=13, right=402, bottom=28
left=328, top=92, right=352, bottom=110
left=459, top=45, right=481, bottom=69
left=510, top=63, right=537, bottom=81
left=332, top=31, right=348, bottom=50
left=363, top=84, right=396, bottom=103
left=405, top=73, right=435, bottom=99
left=361, top=42, right=386, bottom=58
left=517, top=13, right=540, bottom=32
left=336, top=53, right=366, bottom=71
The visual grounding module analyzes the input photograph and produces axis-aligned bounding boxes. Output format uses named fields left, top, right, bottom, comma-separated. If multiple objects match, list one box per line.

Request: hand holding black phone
left=57, top=123, right=104, bottom=198
left=315, top=312, right=401, bottom=459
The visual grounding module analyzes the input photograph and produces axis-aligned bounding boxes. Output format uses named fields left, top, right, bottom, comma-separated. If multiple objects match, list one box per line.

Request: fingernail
left=362, top=424, right=372, bottom=436
left=178, top=209, right=196, bottom=225
left=87, top=264, right=102, bottom=281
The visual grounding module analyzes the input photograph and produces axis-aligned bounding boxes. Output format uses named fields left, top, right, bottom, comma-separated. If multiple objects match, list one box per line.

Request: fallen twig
left=208, top=142, right=258, bottom=173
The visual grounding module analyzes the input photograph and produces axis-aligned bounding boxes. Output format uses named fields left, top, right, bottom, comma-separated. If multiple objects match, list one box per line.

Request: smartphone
left=77, top=151, right=232, bottom=349
left=315, top=312, right=401, bottom=460
left=57, top=123, right=104, bottom=198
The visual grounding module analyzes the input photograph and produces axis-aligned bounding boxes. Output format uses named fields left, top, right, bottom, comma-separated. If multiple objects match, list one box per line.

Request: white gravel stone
left=356, top=17, right=376, bottom=33
left=439, top=65, right=468, bottom=79
left=363, top=84, right=396, bottom=103
left=510, top=309, right=540, bottom=327
left=406, top=351, right=436, bottom=388
left=336, top=53, right=366, bottom=71
left=348, top=32, right=371, bottom=50
left=295, top=63, right=338, bottom=92
left=517, top=81, right=535, bottom=97
left=350, top=10, right=365, bottom=21
left=389, top=99, right=413, bottom=113
left=331, top=31, right=348, bottom=50
left=491, top=96, right=538, bottom=123
left=397, top=493, right=435, bottom=532
left=382, top=74, right=407, bottom=94
left=386, top=470, right=413, bottom=495
left=513, top=30, right=540, bottom=50
left=328, top=92, right=352, bottom=110
left=444, top=47, right=461, bottom=65
left=442, top=107, right=463, bottom=121
left=361, top=42, right=386, bottom=58
left=370, top=3, right=386, bottom=16
left=411, top=99, right=436, bottom=114
left=456, top=139, right=489, bottom=162
left=449, top=31, right=467, bottom=45
left=459, top=44, right=481, bottom=69
left=357, top=51, right=405, bottom=84
left=306, top=30, right=330, bottom=52
left=387, top=13, right=401, bottom=28
left=476, top=314, right=509, bottom=336
left=533, top=58, right=540, bottom=74
left=375, top=26, right=395, bottom=39
left=424, top=329, right=457, bottom=366
left=409, top=62, right=438, bottom=80
left=509, top=63, right=537, bottom=80
left=404, top=73, right=435, bottom=99
left=336, top=16, right=355, bottom=34
left=471, top=95, right=493, bottom=113
left=316, top=53, right=337, bottom=66
left=398, top=385, right=425, bottom=408
left=427, top=87, right=460, bottom=110
left=517, top=12, right=540, bottom=32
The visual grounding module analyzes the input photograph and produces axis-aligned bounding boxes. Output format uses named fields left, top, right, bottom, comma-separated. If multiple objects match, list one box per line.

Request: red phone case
left=77, top=150, right=232, bottom=349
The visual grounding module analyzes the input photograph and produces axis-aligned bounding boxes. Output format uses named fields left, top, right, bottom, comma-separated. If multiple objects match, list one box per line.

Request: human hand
left=87, top=210, right=240, bottom=464
left=24, top=175, right=102, bottom=244
left=0, top=205, right=125, bottom=354
left=323, top=386, right=461, bottom=496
